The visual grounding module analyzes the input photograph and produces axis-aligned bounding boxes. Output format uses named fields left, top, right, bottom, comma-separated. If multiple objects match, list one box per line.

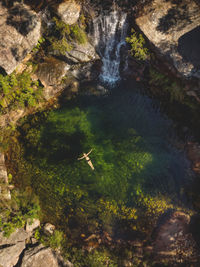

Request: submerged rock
left=0, top=2, right=41, bottom=74
left=136, top=0, right=200, bottom=79
left=153, top=211, right=198, bottom=264
left=56, top=0, right=81, bottom=25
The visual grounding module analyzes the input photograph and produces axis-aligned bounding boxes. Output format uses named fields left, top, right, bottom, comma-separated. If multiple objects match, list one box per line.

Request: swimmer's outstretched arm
left=77, top=155, right=85, bottom=160
left=86, top=149, right=93, bottom=156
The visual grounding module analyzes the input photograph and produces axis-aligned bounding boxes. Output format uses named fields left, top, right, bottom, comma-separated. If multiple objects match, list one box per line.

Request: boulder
left=0, top=228, right=30, bottom=267
left=136, top=0, right=200, bottom=79
left=43, top=223, right=55, bottom=235
left=26, top=218, right=40, bottom=233
left=0, top=2, right=41, bottom=74
left=21, top=244, right=73, bottom=267
left=66, top=42, right=99, bottom=63
left=35, top=57, right=70, bottom=100
left=153, top=211, right=198, bottom=263
left=56, top=1, right=81, bottom=25
left=0, top=228, right=29, bottom=246
left=0, top=242, right=25, bottom=267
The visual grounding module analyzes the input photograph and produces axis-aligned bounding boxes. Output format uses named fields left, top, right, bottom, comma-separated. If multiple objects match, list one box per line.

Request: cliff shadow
left=156, top=5, right=191, bottom=34
left=177, top=26, right=200, bottom=69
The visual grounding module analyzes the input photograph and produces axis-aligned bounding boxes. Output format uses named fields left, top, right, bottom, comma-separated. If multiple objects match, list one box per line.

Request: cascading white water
left=93, top=10, right=128, bottom=84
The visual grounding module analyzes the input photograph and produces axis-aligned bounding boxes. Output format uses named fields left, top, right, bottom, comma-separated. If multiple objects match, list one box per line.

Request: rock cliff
left=136, top=0, right=200, bottom=79
left=0, top=2, right=41, bottom=74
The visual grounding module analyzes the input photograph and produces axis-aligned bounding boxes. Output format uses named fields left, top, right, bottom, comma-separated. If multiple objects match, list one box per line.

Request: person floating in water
left=77, top=149, right=94, bottom=170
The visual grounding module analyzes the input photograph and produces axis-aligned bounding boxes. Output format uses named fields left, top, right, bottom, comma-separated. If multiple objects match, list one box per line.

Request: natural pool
left=9, top=79, right=193, bottom=243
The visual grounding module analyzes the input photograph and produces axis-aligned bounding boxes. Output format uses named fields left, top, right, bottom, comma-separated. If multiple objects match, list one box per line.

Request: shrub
left=0, top=71, right=43, bottom=113
left=149, top=67, right=184, bottom=101
left=126, top=29, right=149, bottom=61
left=0, top=188, right=40, bottom=237
left=47, top=17, right=87, bottom=55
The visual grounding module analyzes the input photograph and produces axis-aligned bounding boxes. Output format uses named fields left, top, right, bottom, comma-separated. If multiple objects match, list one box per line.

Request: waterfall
left=93, top=10, right=128, bottom=84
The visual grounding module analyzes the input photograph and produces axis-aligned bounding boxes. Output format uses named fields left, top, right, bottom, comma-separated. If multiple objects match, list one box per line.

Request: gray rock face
left=0, top=152, right=11, bottom=200
left=21, top=244, right=73, bottom=267
left=26, top=218, right=40, bottom=233
left=136, top=0, right=200, bottom=78
left=0, top=2, right=41, bottom=74
left=56, top=1, right=81, bottom=25
left=43, top=223, right=55, bottom=235
left=66, top=42, right=99, bottom=63
left=35, top=57, right=70, bottom=100
left=0, top=228, right=30, bottom=267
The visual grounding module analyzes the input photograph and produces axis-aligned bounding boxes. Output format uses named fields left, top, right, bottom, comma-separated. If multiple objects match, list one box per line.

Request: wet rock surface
left=136, top=0, right=200, bottom=79
left=0, top=2, right=41, bottom=74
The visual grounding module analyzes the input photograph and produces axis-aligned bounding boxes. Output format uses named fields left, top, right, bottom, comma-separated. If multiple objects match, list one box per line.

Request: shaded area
left=178, top=26, right=200, bottom=69
left=156, top=6, right=191, bottom=34
left=6, top=4, right=37, bottom=36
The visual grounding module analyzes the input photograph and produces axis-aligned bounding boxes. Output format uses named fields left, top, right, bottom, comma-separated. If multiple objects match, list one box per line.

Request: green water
left=13, top=81, right=192, bottom=239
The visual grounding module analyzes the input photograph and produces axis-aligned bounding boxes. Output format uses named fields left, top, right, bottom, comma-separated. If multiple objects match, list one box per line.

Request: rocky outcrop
left=0, top=223, right=74, bottom=267
left=65, top=42, right=99, bottom=63
left=0, top=153, right=11, bottom=200
left=21, top=244, right=73, bottom=267
left=35, top=57, right=70, bottom=100
left=153, top=211, right=198, bottom=264
left=26, top=219, right=40, bottom=233
left=0, top=108, right=27, bottom=128
left=0, top=228, right=30, bottom=267
left=56, top=0, right=81, bottom=25
left=43, top=223, right=55, bottom=235
left=186, top=141, right=200, bottom=174
left=0, top=2, right=41, bottom=74
left=136, top=0, right=200, bottom=79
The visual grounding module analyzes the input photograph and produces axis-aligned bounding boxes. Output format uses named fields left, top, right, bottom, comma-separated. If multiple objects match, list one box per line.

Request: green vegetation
left=47, top=17, right=87, bottom=56
left=126, top=29, right=150, bottom=61
left=0, top=188, right=40, bottom=237
left=35, top=228, right=65, bottom=249
left=149, top=67, right=184, bottom=102
left=32, top=37, right=45, bottom=53
left=0, top=71, right=43, bottom=114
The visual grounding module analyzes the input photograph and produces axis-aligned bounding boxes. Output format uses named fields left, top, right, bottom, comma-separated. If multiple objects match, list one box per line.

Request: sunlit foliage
left=126, top=29, right=150, bottom=61
left=0, top=71, right=43, bottom=114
